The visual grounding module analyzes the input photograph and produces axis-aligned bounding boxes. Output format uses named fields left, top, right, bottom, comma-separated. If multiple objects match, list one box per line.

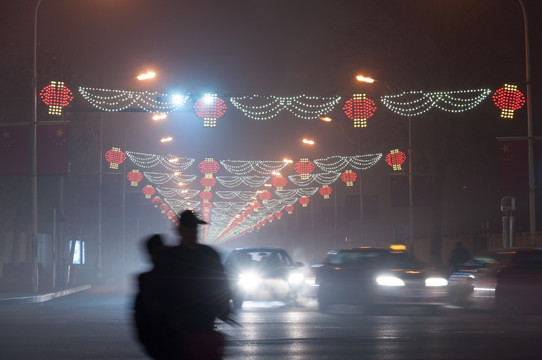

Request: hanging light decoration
left=294, top=158, right=315, bottom=180
left=341, top=170, right=357, bottom=186
left=274, top=211, right=283, bottom=220
left=299, top=196, right=310, bottom=207
left=343, top=93, right=377, bottom=128
left=193, top=93, right=227, bottom=127
left=40, top=81, right=73, bottom=115
left=126, top=169, right=143, bottom=186
left=385, top=149, right=406, bottom=171
left=492, top=84, right=526, bottom=119
left=271, top=174, right=288, bottom=190
left=267, top=215, right=274, bottom=223
left=142, top=185, right=156, bottom=199
left=159, top=203, right=169, bottom=213
left=105, top=147, right=126, bottom=169
left=285, top=205, right=295, bottom=214
left=319, top=185, right=333, bottom=199
left=258, top=190, right=272, bottom=204
left=151, top=196, right=163, bottom=207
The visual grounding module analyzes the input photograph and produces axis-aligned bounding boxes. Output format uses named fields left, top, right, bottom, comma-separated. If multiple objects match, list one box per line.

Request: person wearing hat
left=150, top=210, right=231, bottom=359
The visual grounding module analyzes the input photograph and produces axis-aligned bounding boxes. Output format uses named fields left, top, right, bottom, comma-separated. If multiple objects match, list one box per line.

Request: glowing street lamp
left=152, top=113, right=167, bottom=121
left=160, top=136, right=173, bottom=143
left=355, top=74, right=375, bottom=83
left=302, top=138, right=315, bottom=145
left=137, top=71, right=156, bottom=80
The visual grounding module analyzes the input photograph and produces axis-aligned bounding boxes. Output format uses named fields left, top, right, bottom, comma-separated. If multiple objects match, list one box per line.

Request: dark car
left=315, top=247, right=448, bottom=314
left=222, top=247, right=305, bottom=308
left=448, top=247, right=539, bottom=311
left=495, top=248, right=542, bottom=320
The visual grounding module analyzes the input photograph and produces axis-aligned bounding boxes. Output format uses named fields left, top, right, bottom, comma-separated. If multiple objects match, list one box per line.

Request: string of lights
left=287, top=172, right=341, bottom=186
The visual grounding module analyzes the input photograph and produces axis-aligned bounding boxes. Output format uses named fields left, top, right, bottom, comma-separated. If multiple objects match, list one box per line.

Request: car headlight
left=288, top=272, right=305, bottom=284
left=425, top=277, right=448, bottom=287
left=238, top=272, right=261, bottom=291
left=376, top=275, right=405, bottom=287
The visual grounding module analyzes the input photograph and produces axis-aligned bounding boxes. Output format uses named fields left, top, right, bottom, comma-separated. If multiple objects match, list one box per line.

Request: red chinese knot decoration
left=385, top=149, right=406, bottom=171
left=343, top=93, right=377, bottom=128
left=105, top=147, right=126, bottom=169
left=319, top=185, right=333, bottom=199
left=492, top=84, right=525, bottom=119
left=142, top=185, right=155, bottom=199
left=193, top=93, right=227, bottom=127
left=40, top=81, right=73, bottom=115
left=341, top=170, right=357, bottom=186
left=294, top=158, right=315, bottom=180
left=127, top=169, right=143, bottom=186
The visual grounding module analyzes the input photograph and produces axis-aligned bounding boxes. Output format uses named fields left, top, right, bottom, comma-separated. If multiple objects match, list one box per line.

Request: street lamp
left=356, top=74, right=414, bottom=247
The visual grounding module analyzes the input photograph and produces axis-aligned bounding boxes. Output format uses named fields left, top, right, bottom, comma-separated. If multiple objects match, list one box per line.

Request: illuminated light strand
left=287, top=172, right=341, bottom=186
left=215, top=176, right=270, bottom=188
left=229, top=95, right=341, bottom=120
left=126, top=151, right=195, bottom=171
left=143, top=172, right=197, bottom=185
left=380, top=88, right=491, bottom=116
left=79, top=87, right=188, bottom=112
left=215, top=191, right=259, bottom=201
left=275, top=187, right=319, bottom=199
left=213, top=202, right=248, bottom=211
left=155, top=187, right=200, bottom=199
left=220, top=160, right=288, bottom=175
left=312, top=154, right=382, bottom=173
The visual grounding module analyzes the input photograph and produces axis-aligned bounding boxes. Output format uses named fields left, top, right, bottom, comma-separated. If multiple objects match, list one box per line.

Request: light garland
left=156, top=187, right=200, bottom=199
left=220, top=160, right=288, bottom=175
left=287, top=172, right=341, bottom=186
left=229, top=94, right=341, bottom=120
left=380, top=88, right=491, bottom=117
left=79, top=87, right=188, bottom=112
left=143, top=172, right=197, bottom=185
left=215, top=176, right=270, bottom=188
left=215, top=191, right=259, bottom=201
left=126, top=151, right=195, bottom=171
left=312, top=154, right=382, bottom=172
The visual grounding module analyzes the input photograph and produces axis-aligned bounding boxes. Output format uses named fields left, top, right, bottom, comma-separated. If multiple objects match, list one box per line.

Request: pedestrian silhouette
left=134, top=234, right=168, bottom=359
left=148, top=210, right=231, bottom=359
left=449, top=241, right=470, bottom=274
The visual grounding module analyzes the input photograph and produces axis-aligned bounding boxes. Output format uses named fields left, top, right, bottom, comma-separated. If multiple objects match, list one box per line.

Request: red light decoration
left=275, top=211, right=283, bottom=220
left=151, top=196, right=163, bottom=207
left=385, top=149, right=406, bottom=171
left=199, top=158, right=220, bottom=174
left=202, top=202, right=213, bottom=214
left=193, top=93, right=227, bottom=127
left=39, top=81, right=73, bottom=115
left=105, top=147, right=126, bottom=169
left=285, top=205, right=294, bottom=214
left=319, top=185, right=333, bottom=199
left=200, top=177, right=217, bottom=191
left=258, top=190, right=271, bottom=204
left=299, top=196, right=310, bottom=207
left=244, top=208, right=254, bottom=216
left=199, top=191, right=213, bottom=202
left=492, top=84, right=525, bottom=119
left=159, top=203, right=169, bottom=213
left=251, top=201, right=261, bottom=212
left=271, top=174, right=288, bottom=190
left=142, top=185, right=155, bottom=199
left=343, top=93, right=377, bottom=128
left=127, top=169, right=143, bottom=186
left=267, top=215, right=274, bottom=223
left=341, top=170, right=357, bottom=186
left=166, top=210, right=176, bottom=219
left=294, top=158, right=315, bottom=180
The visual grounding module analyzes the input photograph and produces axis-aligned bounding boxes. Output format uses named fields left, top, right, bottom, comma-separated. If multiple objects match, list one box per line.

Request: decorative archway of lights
left=107, top=149, right=383, bottom=244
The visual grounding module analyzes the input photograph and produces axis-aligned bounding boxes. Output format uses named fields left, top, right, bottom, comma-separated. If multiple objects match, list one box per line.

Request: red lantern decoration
left=193, top=93, right=227, bottom=127
left=267, top=215, right=274, bottom=223
left=272, top=174, right=288, bottom=190
left=251, top=201, right=261, bottom=212
left=341, top=170, right=357, bottom=186
left=299, top=196, right=310, bottom=207
left=199, top=158, right=220, bottom=174
left=105, top=147, right=126, bottom=169
left=142, top=185, right=155, bottom=199
left=493, top=84, right=525, bottom=119
left=200, top=177, right=217, bottom=191
left=166, top=210, right=176, bottom=219
left=159, top=203, right=169, bottom=213
left=294, top=158, right=315, bottom=180
left=244, top=207, right=254, bottom=216
left=274, top=211, right=283, bottom=220
left=127, top=169, right=143, bottom=186
left=199, top=191, right=213, bottom=202
left=319, top=185, right=333, bottom=199
left=151, top=196, right=163, bottom=207
left=343, top=93, right=377, bottom=128
left=258, top=190, right=271, bottom=204
left=285, top=205, right=295, bottom=214
left=201, top=202, right=213, bottom=214
left=385, top=149, right=406, bottom=171
left=39, top=81, right=73, bottom=115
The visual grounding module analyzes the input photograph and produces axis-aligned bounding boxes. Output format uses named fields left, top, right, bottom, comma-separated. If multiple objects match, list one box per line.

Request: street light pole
left=517, top=0, right=536, bottom=246
left=31, top=0, right=43, bottom=293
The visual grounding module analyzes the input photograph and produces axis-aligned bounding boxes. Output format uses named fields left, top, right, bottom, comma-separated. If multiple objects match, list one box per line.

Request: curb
left=0, top=284, right=92, bottom=304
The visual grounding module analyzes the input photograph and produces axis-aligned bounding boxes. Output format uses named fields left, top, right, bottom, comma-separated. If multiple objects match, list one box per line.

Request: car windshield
left=228, top=249, right=294, bottom=268
left=326, top=250, right=420, bottom=269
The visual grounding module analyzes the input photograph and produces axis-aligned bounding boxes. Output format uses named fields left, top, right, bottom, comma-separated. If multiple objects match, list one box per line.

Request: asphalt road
left=1, top=286, right=541, bottom=360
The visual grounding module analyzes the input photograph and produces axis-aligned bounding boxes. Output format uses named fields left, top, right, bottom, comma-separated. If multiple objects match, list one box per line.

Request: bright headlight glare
left=238, top=272, right=261, bottom=290
left=288, top=272, right=305, bottom=284
left=425, top=277, right=448, bottom=287
left=376, top=275, right=405, bottom=287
